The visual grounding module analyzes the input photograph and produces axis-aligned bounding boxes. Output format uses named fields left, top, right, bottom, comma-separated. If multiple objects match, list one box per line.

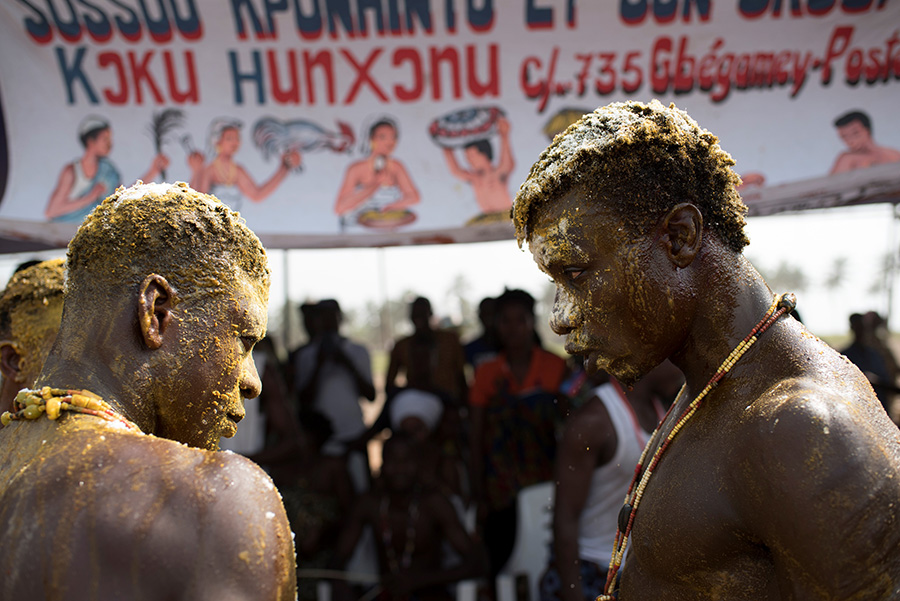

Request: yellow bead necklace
left=0, top=386, right=143, bottom=433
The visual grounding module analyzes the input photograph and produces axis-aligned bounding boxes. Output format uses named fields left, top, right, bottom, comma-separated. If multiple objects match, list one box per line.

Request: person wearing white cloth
left=540, top=362, right=681, bottom=601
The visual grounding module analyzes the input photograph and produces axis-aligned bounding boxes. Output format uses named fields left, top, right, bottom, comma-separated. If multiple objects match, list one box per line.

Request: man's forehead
left=528, top=199, right=605, bottom=265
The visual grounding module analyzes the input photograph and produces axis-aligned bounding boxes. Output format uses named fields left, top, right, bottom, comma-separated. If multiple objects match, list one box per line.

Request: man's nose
left=549, top=288, right=581, bottom=335
left=240, top=354, right=262, bottom=400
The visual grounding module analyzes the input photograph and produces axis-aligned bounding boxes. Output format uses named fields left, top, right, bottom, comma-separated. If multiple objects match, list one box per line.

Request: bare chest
left=619, top=410, right=779, bottom=599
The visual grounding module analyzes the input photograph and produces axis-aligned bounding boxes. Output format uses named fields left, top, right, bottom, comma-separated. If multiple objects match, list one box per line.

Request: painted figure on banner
left=542, top=108, right=592, bottom=141
left=829, top=110, right=900, bottom=174
left=429, top=106, right=515, bottom=225
left=46, top=116, right=169, bottom=223
left=334, top=117, right=420, bottom=231
left=187, top=117, right=302, bottom=212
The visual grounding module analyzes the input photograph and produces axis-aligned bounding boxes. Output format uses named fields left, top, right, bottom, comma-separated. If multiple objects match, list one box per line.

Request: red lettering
left=466, top=44, right=499, bottom=97
left=99, top=51, right=128, bottom=104
left=163, top=50, right=199, bottom=103
left=622, top=51, right=643, bottom=92
left=393, top=47, right=424, bottom=101
left=341, top=48, right=388, bottom=104
left=129, top=51, right=165, bottom=104
left=268, top=50, right=301, bottom=103
left=821, top=26, right=853, bottom=83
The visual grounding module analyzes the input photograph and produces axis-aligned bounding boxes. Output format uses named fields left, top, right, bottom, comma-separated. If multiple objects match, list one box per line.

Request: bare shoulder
left=562, top=396, right=613, bottom=446
left=724, top=355, right=900, bottom=593
left=1, top=424, right=295, bottom=600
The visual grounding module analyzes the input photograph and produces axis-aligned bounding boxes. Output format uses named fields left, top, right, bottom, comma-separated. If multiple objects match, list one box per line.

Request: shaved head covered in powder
left=513, top=100, right=749, bottom=253
left=66, top=182, right=269, bottom=306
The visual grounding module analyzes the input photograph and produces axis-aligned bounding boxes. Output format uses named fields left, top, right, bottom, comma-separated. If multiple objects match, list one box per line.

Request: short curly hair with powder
left=513, top=100, right=749, bottom=253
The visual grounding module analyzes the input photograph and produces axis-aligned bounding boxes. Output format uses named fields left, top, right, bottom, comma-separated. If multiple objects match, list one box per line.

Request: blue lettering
left=325, top=0, right=355, bottom=38
left=357, top=0, right=385, bottom=34
left=526, top=0, right=553, bottom=28
left=229, top=50, right=266, bottom=104
left=108, top=0, right=141, bottom=40
left=76, top=0, right=112, bottom=41
left=230, top=0, right=266, bottom=38
left=467, top=0, right=492, bottom=31
left=20, top=0, right=52, bottom=43
left=55, top=46, right=99, bottom=104
left=293, top=0, right=324, bottom=39
left=405, top=0, right=432, bottom=33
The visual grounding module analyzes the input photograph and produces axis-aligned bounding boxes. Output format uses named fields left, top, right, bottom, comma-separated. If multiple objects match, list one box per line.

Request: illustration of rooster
left=253, top=118, right=355, bottom=171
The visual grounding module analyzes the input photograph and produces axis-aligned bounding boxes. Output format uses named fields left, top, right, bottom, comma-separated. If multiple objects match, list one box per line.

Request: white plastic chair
left=495, top=481, right=555, bottom=601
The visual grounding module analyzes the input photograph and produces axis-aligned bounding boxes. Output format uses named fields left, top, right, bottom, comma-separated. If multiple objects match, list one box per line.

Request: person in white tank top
left=540, top=362, right=682, bottom=601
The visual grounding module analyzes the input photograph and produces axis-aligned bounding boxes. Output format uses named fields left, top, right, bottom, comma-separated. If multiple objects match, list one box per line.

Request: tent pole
left=378, top=248, right=392, bottom=352
left=283, top=249, right=291, bottom=357
left=889, top=205, right=900, bottom=327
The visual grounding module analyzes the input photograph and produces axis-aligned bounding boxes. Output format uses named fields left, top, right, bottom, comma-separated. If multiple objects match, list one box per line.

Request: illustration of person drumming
left=334, top=118, right=420, bottom=230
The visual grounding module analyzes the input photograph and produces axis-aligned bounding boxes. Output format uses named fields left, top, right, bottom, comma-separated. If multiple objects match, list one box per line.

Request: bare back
left=0, top=415, right=296, bottom=601
left=621, top=319, right=900, bottom=599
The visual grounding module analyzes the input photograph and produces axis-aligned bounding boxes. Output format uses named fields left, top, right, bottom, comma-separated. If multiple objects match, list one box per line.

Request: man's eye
left=564, top=267, right=585, bottom=281
left=240, top=336, right=259, bottom=352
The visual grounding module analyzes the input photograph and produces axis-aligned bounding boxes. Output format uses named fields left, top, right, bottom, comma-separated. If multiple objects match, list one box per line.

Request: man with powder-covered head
left=0, top=182, right=296, bottom=599
left=515, top=100, right=900, bottom=600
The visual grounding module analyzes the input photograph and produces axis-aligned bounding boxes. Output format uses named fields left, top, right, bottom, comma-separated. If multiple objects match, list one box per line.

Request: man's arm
left=442, top=147, right=474, bottom=182
left=94, top=443, right=297, bottom=601
left=334, top=162, right=377, bottom=215
left=190, top=452, right=297, bottom=600
left=495, top=118, right=515, bottom=180
left=383, top=161, right=420, bottom=211
left=338, top=342, right=376, bottom=401
left=329, top=493, right=374, bottom=570
left=235, top=153, right=298, bottom=203
left=829, top=152, right=855, bottom=174
left=385, top=342, right=404, bottom=397
left=740, top=387, right=900, bottom=598
left=553, top=399, right=616, bottom=601
left=45, top=164, right=102, bottom=219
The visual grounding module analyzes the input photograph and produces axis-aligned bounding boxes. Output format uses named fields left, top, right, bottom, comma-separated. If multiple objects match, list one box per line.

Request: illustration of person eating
left=187, top=117, right=301, bottom=212
left=333, top=117, right=420, bottom=230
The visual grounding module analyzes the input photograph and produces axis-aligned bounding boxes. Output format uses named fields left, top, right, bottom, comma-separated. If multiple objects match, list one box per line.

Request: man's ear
left=661, top=203, right=703, bottom=269
left=0, top=342, right=22, bottom=382
left=138, top=275, right=175, bottom=350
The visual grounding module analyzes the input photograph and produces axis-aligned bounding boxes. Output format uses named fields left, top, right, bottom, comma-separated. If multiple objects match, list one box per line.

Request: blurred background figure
left=386, top=296, right=468, bottom=408
left=280, top=409, right=354, bottom=601
left=841, top=311, right=899, bottom=423
left=330, top=432, right=485, bottom=601
left=293, top=299, right=376, bottom=492
left=0, top=258, right=65, bottom=422
left=541, top=361, right=683, bottom=601
left=468, top=288, right=568, bottom=578
left=463, top=296, right=500, bottom=372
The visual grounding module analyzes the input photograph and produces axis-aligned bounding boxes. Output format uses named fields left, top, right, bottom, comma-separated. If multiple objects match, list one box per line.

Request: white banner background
left=0, top=0, right=898, bottom=248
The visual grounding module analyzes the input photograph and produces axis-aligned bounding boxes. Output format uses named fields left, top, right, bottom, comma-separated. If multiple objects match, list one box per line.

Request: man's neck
left=671, top=249, right=775, bottom=396
left=36, top=346, right=152, bottom=433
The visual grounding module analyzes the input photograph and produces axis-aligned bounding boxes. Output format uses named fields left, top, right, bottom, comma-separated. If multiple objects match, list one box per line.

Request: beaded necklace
left=0, top=386, right=143, bottom=433
left=379, top=490, right=420, bottom=573
left=598, top=292, right=795, bottom=600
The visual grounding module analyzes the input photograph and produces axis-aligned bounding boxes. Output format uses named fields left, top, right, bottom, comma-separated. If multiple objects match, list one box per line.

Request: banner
left=0, top=0, right=898, bottom=249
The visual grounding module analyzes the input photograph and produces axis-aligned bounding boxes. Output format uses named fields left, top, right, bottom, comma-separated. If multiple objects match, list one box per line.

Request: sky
left=0, top=201, right=896, bottom=340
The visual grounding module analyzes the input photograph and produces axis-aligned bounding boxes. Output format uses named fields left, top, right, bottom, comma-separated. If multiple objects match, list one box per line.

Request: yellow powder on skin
left=512, top=100, right=748, bottom=254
